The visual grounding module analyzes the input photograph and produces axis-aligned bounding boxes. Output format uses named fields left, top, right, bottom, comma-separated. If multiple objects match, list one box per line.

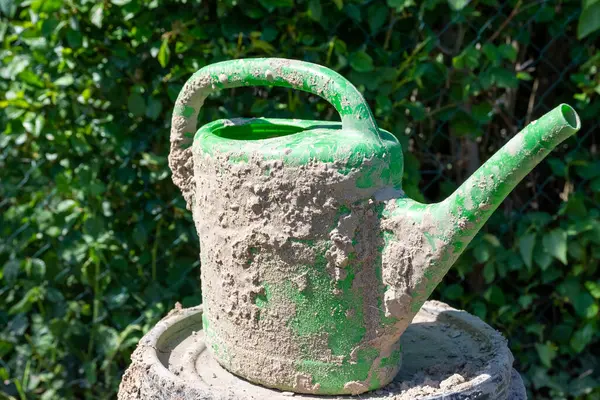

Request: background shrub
left=1, top=0, right=599, bottom=399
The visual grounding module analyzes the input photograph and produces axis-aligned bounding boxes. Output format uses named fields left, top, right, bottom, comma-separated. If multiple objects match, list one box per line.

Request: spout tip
left=559, top=103, right=581, bottom=131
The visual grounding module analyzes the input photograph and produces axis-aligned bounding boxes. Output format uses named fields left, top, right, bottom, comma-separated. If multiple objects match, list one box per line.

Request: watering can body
left=169, top=58, right=580, bottom=395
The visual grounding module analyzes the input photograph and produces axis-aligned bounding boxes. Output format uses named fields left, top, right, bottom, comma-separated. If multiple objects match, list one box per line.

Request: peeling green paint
left=380, top=347, right=402, bottom=368
left=255, top=283, right=270, bottom=309
left=423, top=231, right=437, bottom=251
left=174, top=104, right=196, bottom=118
left=283, top=251, right=366, bottom=357
left=296, top=347, right=380, bottom=393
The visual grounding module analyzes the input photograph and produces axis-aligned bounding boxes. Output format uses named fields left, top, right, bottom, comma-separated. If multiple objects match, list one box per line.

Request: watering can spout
left=438, top=103, right=580, bottom=238
left=380, top=104, right=580, bottom=319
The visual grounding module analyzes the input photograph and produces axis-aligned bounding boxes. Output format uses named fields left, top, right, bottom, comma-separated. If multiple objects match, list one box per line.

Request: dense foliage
left=1, top=0, right=599, bottom=399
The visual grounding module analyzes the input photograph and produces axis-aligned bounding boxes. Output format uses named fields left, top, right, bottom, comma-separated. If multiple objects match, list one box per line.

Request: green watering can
left=168, top=58, right=580, bottom=395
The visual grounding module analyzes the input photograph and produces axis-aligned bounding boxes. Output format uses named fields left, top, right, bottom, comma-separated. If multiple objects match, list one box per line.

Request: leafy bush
left=1, top=0, right=598, bottom=399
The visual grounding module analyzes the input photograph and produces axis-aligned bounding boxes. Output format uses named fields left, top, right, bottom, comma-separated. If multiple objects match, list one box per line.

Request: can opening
left=213, top=121, right=307, bottom=141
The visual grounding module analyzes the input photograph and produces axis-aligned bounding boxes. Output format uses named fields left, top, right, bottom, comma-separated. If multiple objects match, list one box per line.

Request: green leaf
left=484, top=285, right=505, bottom=306
left=349, top=51, right=374, bottom=72
left=367, top=4, right=387, bottom=34
left=145, top=97, right=163, bottom=120
left=158, top=38, right=171, bottom=68
left=375, top=95, right=392, bottom=114
left=471, top=300, right=487, bottom=320
left=19, top=70, right=44, bottom=88
left=570, top=324, right=594, bottom=353
left=258, top=0, right=294, bottom=10
left=1, top=56, right=29, bottom=80
left=332, top=0, right=343, bottom=10
left=404, top=102, right=426, bottom=121
left=26, top=259, right=46, bottom=280
left=90, top=4, right=104, bottom=28
left=133, top=223, right=148, bottom=248
left=443, top=283, right=464, bottom=300
left=448, top=0, right=469, bottom=11
left=84, top=362, right=97, bottom=386
left=345, top=4, right=361, bottom=21
left=46, top=226, right=61, bottom=237
left=542, top=229, right=568, bottom=265
left=55, top=75, right=74, bottom=87
left=57, top=199, right=77, bottom=213
left=31, top=0, right=63, bottom=12
left=499, top=44, right=517, bottom=62
left=472, top=102, right=493, bottom=123
left=585, top=281, right=600, bottom=299
left=474, top=244, right=490, bottom=263
left=127, top=93, right=146, bottom=117
left=518, top=294, right=534, bottom=309
left=572, top=292, right=596, bottom=318
left=9, top=286, right=45, bottom=315
left=483, top=262, right=495, bottom=283
left=519, top=233, right=535, bottom=270
left=0, top=0, right=17, bottom=18
left=526, top=323, right=545, bottom=339
left=308, top=0, right=322, bottom=21
left=95, top=325, right=119, bottom=357
left=450, top=111, right=481, bottom=137
left=2, top=259, right=20, bottom=284
left=541, top=265, right=562, bottom=283
left=577, top=2, right=600, bottom=39
left=66, top=29, right=83, bottom=48
left=387, top=0, right=414, bottom=11
left=550, top=324, right=573, bottom=344
left=535, top=342, right=557, bottom=368
left=516, top=71, right=533, bottom=81
left=482, top=43, right=499, bottom=63
left=490, top=67, right=518, bottom=89
left=453, top=46, right=480, bottom=70
left=547, top=158, right=567, bottom=177
left=535, top=6, right=555, bottom=22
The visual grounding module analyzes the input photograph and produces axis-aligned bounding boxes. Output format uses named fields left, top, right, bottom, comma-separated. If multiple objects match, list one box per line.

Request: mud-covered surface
left=117, top=301, right=523, bottom=400
left=192, top=148, right=401, bottom=394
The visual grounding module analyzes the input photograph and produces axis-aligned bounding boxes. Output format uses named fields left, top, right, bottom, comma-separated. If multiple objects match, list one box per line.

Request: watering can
left=169, top=58, right=580, bottom=395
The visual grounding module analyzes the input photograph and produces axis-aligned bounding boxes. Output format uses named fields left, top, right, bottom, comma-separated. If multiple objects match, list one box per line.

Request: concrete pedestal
left=118, top=301, right=526, bottom=399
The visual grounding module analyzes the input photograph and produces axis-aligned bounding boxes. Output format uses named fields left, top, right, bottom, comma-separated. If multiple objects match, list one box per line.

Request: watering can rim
left=193, top=117, right=400, bottom=144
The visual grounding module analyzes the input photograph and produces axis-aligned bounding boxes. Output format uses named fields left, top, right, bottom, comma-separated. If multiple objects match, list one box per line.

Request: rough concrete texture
left=118, top=301, right=525, bottom=400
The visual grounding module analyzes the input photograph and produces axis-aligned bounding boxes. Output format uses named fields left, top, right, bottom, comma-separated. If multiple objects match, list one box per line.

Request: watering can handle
left=169, top=57, right=382, bottom=209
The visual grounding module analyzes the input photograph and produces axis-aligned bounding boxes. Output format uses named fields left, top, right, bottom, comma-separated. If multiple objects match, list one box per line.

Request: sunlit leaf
left=543, top=229, right=568, bottom=265
left=90, top=4, right=104, bottom=28
left=448, top=0, right=469, bottom=11
left=578, top=2, right=600, bottom=39
left=332, top=0, right=343, bottom=10
left=0, top=0, right=17, bottom=17
left=158, top=38, right=171, bottom=68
